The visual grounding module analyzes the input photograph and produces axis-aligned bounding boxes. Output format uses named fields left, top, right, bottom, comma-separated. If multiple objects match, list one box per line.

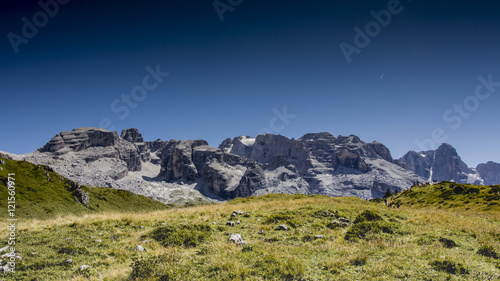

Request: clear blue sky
left=1, top=0, right=499, bottom=167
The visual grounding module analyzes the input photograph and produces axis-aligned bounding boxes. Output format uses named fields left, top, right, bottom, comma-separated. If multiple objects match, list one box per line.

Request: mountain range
left=1, top=127, right=498, bottom=204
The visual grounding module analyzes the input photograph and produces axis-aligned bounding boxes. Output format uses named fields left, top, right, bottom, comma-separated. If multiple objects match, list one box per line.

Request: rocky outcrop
left=9, top=127, right=432, bottom=203
left=399, top=150, right=433, bottom=180
left=224, top=132, right=422, bottom=198
left=399, top=143, right=475, bottom=183
left=432, top=143, right=472, bottom=182
left=121, top=128, right=144, bottom=143
left=157, top=140, right=208, bottom=182
left=334, top=148, right=370, bottom=173
left=477, top=162, right=500, bottom=185
left=39, top=128, right=117, bottom=154
left=366, top=141, right=393, bottom=162
left=38, top=128, right=141, bottom=172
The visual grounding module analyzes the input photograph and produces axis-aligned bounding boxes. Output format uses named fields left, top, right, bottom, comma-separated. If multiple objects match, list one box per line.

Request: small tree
left=383, top=188, right=392, bottom=199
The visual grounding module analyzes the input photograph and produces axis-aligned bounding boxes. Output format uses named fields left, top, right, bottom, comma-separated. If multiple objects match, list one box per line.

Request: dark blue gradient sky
left=1, top=0, right=499, bottom=166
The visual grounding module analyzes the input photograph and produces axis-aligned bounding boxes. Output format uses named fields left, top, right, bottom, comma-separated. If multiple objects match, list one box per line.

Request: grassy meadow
left=0, top=157, right=499, bottom=280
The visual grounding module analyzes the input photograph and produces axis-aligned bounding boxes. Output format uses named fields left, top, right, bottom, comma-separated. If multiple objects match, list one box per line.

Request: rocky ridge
left=399, top=143, right=483, bottom=184
left=3, top=127, right=497, bottom=205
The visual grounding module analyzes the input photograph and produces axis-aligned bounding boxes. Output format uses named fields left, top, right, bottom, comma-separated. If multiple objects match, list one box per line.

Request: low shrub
left=148, top=224, right=212, bottom=248
left=430, top=260, right=468, bottom=275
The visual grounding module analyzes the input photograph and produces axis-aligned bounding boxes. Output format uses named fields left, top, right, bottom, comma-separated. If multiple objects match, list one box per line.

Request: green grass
left=388, top=182, right=500, bottom=212
left=0, top=157, right=170, bottom=219
left=0, top=193, right=498, bottom=280
left=1, top=158, right=499, bottom=280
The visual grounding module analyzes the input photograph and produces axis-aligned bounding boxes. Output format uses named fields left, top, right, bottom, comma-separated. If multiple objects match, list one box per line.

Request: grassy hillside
left=0, top=157, right=170, bottom=219
left=0, top=193, right=499, bottom=280
left=388, top=182, right=500, bottom=212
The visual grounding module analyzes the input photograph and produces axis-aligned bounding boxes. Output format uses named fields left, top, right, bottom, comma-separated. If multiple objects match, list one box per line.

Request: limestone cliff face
left=38, top=127, right=141, bottom=172
left=399, top=143, right=477, bottom=183
left=477, top=162, right=500, bottom=185
left=23, top=127, right=500, bottom=205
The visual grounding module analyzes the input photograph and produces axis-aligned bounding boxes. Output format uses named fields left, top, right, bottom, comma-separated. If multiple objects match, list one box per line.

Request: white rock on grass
left=276, top=224, right=288, bottom=231
left=136, top=245, right=146, bottom=252
left=229, top=234, right=247, bottom=245
left=79, top=265, right=91, bottom=271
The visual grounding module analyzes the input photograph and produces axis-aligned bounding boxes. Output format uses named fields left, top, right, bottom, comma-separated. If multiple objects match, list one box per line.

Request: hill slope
left=389, top=182, right=500, bottom=212
left=0, top=193, right=499, bottom=280
left=0, top=157, right=170, bottom=219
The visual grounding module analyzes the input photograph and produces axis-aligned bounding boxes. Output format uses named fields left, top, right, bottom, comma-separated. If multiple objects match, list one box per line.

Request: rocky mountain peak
left=39, top=127, right=117, bottom=154
left=121, top=128, right=144, bottom=143
left=476, top=161, right=500, bottom=185
left=299, top=132, right=336, bottom=142
left=399, top=143, right=475, bottom=183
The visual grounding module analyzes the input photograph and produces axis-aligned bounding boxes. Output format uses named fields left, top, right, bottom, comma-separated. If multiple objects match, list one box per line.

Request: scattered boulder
left=229, top=234, right=247, bottom=245
left=136, top=245, right=146, bottom=252
left=258, top=229, right=265, bottom=234
left=65, top=259, right=73, bottom=264
left=95, top=239, right=102, bottom=243
left=339, top=217, right=351, bottom=223
left=314, top=235, right=324, bottom=239
left=327, top=220, right=349, bottom=229
left=276, top=224, right=288, bottom=231
left=79, top=265, right=91, bottom=271
left=226, top=221, right=235, bottom=227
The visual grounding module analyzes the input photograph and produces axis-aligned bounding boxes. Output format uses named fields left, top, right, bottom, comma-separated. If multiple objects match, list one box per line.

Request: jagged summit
left=3, top=127, right=497, bottom=205
left=399, top=143, right=480, bottom=184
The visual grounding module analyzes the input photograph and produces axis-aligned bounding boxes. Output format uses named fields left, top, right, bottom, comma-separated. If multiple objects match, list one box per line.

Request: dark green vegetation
left=389, top=182, right=500, bottom=211
left=0, top=157, right=169, bottom=219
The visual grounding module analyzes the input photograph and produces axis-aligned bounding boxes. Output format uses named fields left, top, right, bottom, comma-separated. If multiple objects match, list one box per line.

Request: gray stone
left=79, top=265, right=91, bottom=271
left=314, top=235, right=324, bottom=239
left=65, top=259, right=73, bottom=264
left=136, top=245, right=146, bottom=252
left=276, top=224, right=288, bottom=231
left=229, top=234, right=247, bottom=245
left=339, top=217, right=351, bottom=223
left=226, top=221, right=235, bottom=227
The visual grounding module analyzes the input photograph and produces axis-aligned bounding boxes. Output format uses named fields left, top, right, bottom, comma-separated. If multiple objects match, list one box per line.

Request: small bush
left=477, top=245, right=499, bottom=259
left=344, top=221, right=395, bottom=241
left=438, top=237, right=457, bottom=248
left=350, top=254, right=368, bottom=266
left=430, top=260, right=468, bottom=275
left=353, top=210, right=383, bottom=224
left=264, top=212, right=298, bottom=228
left=148, top=224, right=212, bottom=248
left=302, top=235, right=313, bottom=242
